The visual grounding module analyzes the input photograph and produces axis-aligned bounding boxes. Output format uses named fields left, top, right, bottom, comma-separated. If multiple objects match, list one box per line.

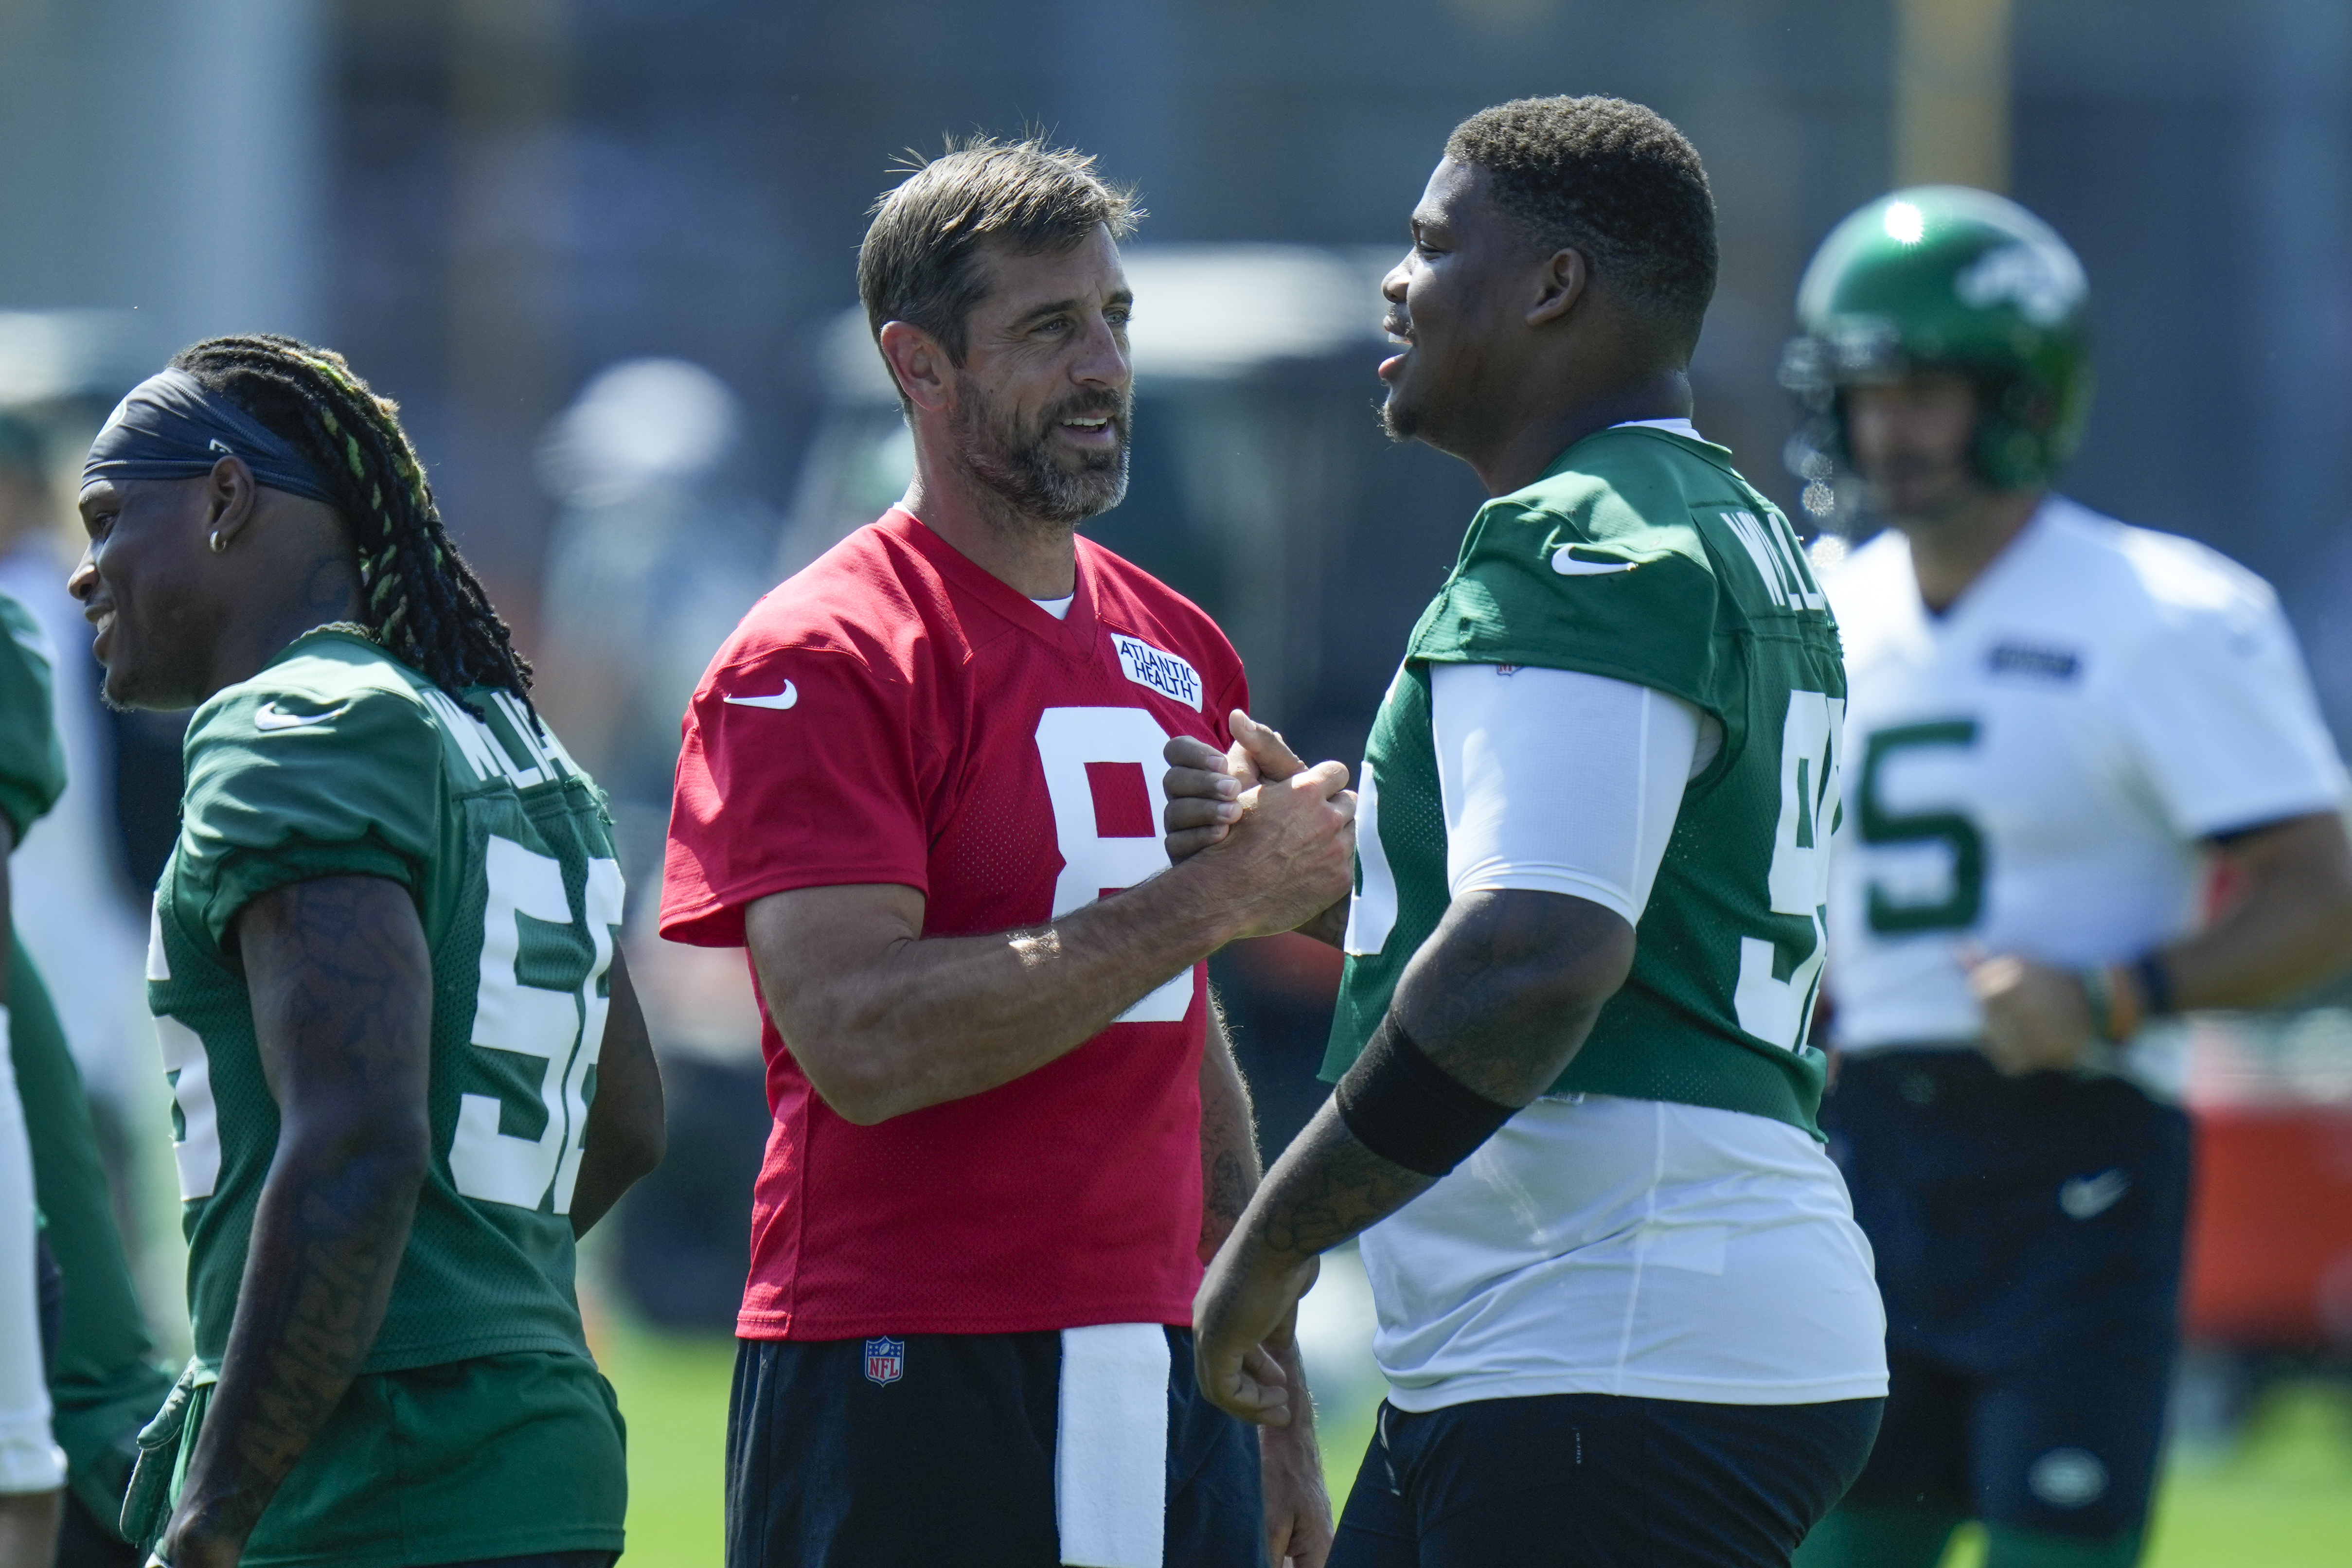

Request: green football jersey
left=0, top=585, right=173, bottom=1533
left=1322, top=426, right=1847, bottom=1134
left=0, top=591, right=66, bottom=842
left=147, top=629, right=624, bottom=1371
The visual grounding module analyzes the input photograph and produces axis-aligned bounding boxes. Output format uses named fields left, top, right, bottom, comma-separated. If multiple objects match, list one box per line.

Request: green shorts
left=133, top=1351, right=625, bottom=1568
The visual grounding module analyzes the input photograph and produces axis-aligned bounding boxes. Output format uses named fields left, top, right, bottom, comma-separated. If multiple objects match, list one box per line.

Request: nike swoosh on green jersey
left=253, top=701, right=348, bottom=731
left=1551, top=547, right=1635, bottom=576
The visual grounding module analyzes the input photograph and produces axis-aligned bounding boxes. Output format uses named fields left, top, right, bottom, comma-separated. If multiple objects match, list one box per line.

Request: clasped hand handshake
left=1160, top=711, right=1358, bottom=943
left=1159, top=711, right=1355, bottom=1427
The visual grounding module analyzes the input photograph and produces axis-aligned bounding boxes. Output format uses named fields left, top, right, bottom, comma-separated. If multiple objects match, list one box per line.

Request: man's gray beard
left=953, top=392, right=1131, bottom=529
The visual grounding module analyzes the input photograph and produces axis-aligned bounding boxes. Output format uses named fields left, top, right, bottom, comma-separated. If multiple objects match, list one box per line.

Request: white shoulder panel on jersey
left=1823, top=497, right=2347, bottom=1071
left=2015, top=500, right=2347, bottom=837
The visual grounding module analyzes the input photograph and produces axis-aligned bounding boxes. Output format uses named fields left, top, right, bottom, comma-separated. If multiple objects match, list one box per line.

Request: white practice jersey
left=1822, top=497, right=2346, bottom=1082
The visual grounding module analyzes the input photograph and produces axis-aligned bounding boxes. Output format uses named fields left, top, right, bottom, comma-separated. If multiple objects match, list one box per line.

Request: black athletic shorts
left=1821, top=1050, right=2191, bottom=1538
left=57, top=1489, right=139, bottom=1568
left=1330, top=1392, right=1883, bottom=1568
left=725, top=1327, right=1265, bottom=1568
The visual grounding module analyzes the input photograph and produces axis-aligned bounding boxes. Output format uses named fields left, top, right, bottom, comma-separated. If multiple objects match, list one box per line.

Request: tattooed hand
left=1194, top=1101, right=1440, bottom=1426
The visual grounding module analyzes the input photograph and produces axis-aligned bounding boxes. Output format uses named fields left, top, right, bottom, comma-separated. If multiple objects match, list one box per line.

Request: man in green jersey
left=0, top=583, right=67, bottom=1565
left=0, top=577, right=175, bottom=1568
left=70, top=336, right=666, bottom=1568
left=1177, top=98, right=1887, bottom=1566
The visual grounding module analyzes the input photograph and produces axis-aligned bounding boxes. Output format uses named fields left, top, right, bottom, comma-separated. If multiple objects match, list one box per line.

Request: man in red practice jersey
left=662, top=137, right=1356, bottom=1568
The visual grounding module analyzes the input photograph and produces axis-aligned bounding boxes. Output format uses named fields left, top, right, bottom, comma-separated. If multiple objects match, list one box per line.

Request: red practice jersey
left=661, top=509, right=1247, bottom=1339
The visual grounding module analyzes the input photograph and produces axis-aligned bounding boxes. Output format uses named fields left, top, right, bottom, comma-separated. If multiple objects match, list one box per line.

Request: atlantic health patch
left=1110, top=632, right=1202, bottom=711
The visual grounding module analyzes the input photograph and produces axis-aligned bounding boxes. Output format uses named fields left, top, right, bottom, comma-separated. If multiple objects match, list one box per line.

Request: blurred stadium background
left=3, top=1, right=2349, bottom=1563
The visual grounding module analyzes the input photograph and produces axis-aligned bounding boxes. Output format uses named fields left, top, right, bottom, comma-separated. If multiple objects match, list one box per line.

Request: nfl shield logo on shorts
left=863, top=1337, right=905, bottom=1387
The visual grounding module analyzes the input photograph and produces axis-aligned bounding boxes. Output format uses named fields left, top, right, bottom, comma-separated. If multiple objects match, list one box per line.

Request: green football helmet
left=1782, top=186, right=2093, bottom=499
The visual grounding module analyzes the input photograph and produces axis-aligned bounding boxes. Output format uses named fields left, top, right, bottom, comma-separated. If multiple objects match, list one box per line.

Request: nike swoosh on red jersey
left=723, top=683, right=798, bottom=710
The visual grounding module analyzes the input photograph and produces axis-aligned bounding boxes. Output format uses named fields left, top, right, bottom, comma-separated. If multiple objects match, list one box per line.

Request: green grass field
left=598, top=1327, right=734, bottom=1567
left=593, top=1319, right=2352, bottom=1567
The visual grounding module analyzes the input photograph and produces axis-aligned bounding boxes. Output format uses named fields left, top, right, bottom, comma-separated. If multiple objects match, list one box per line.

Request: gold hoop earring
left=208, top=532, right=227, bottom=554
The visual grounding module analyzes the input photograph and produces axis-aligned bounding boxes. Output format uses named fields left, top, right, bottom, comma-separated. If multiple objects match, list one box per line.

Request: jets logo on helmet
left=1781, top=185, right=2094, bottom=510
left=1954, top=241, right=2086, bottom=327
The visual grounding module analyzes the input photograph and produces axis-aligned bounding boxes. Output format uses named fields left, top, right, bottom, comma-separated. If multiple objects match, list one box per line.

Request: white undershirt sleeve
left=0, top=1006, right=65, bottom=1496
left=1430, top=663, right=1711, bottom=925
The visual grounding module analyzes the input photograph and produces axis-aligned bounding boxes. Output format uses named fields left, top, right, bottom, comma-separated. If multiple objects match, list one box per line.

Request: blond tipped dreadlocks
left=168, top=334, right=536, bottom=720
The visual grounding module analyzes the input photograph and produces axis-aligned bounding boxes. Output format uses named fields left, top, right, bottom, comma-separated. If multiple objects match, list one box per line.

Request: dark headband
left=82, top=368, right=340, bottom=508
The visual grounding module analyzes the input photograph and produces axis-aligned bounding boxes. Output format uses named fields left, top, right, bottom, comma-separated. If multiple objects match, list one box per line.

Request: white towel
left=1055, top=1322, right=1171, bottom=1568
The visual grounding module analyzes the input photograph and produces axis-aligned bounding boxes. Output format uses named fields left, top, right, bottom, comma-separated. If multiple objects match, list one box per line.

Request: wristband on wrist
left=2133, top=951, right=2177, bottom=1017
left=1332, top=1014, right=1517, bottom=1179
left=2078, top=963, right=2143, bottom=1044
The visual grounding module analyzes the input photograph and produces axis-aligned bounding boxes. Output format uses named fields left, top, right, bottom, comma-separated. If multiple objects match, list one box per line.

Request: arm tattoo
left=1246, top=1103, right=1436, bottom=1265
left=1196, top=1007, right=1263, bottom=1261
left=1200, top=1145, right=1254, bottom=1258
left=173, top=876, right=432, bottom=1548
left=1403, top=889, right=1634, bottom=1104
left=1230, top=890, right=1631, bottom=1270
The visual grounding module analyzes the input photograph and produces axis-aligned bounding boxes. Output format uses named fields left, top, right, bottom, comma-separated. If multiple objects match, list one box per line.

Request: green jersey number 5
left=1856, top=720, right=1985, bottom=933
left=1735, top=690, right=1843, bottom=1050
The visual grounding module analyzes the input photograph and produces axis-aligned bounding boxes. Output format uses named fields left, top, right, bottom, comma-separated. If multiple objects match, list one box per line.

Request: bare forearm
left=759, top=870, right=1242, bottom=1123
left=1198, top=1008, right=1261, bottom=1262
left=878, top=872, right=1232, bottom=1049
left=1230, top=891, right=1632, bottom=1266
left=0, top=1489, right=59, bottom=1568
left=178, top=1137, right=421, bottom=1541
left=569, top=1120, right=655, bottom=1239
left=1295, top=897, right=1348, bottom=950
left=2166, top=820, right=2352, bottom=1008
left=570, top=952, right=664, bottom=1238
left=2167, top=909, right=2351, bottom=1009
left=766, top=760, right=1355, bottom=1124
left=1266, top=1328, right=1317, bottom=1438
left=172, top=877, right=431, bottom=1556
left=1235, top=1101, right=1434, bottom=1267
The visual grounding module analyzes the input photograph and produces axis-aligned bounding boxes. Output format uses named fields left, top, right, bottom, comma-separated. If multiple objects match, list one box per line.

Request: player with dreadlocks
left=155, top=335, right=538, bottom=712
left=72, top=335, right=667, bottom=1568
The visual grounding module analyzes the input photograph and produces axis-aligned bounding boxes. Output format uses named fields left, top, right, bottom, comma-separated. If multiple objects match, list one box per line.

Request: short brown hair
left=858, top=136, right=1142, bottom=374
left=1446, top=97, right=1716, bottom=346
